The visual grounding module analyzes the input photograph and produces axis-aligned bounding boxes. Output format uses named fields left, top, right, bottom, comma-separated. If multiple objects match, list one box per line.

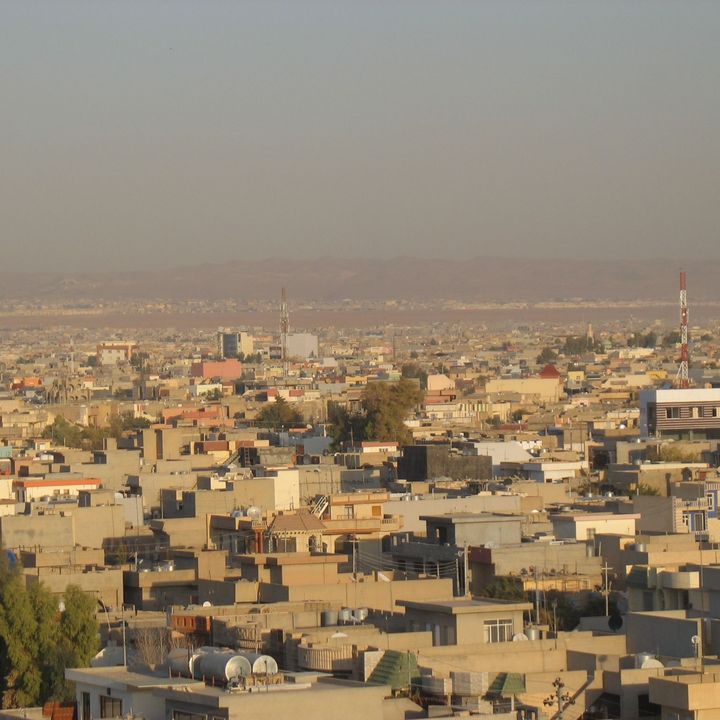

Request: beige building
left=398, top=598, right=532, bottom=647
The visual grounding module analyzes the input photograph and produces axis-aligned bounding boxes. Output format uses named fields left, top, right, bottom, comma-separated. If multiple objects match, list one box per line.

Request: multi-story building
left=640, top=388, right=720, bottom=440
left=96, top=341, right=137, bottom=366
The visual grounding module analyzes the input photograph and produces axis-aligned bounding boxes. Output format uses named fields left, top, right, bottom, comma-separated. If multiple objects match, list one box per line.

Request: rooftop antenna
left=280, top=287, right=289, bottom=379
left=676, top=271, right=690, bottom=388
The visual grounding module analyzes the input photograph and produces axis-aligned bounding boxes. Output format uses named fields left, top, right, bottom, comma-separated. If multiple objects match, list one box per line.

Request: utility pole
left=543, top=677, right=575, bottom=720
left=352, top=536, right=357, bottom=579
left=601, top=563, right=612, bottom=616
left=463, top=542, right=470, bottom=597
left=121, top=603, right=127, bottom=667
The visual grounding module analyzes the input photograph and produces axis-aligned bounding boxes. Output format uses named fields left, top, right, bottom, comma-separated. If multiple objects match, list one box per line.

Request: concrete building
left=650, top=673, right=720, bottom=720
left=398, top=445, right=492, bottom=482
left=286, top=333, right=319, bottom=360
left=640, top=388, right=720, bottom=440
left=96, top=341, right=137, bottom=366
left=550, top=512, right=640, bottom=541
left=218, top=330, right=254, bottom=359
left=421, top=512, right=523, bottom=547
left=398, top=598, right=532, bottom=646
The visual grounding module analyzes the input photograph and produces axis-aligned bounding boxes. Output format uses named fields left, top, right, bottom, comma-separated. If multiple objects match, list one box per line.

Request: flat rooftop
left=398, top=598, right=533, bottom=614
left=65, top=666, right=203, bottom=691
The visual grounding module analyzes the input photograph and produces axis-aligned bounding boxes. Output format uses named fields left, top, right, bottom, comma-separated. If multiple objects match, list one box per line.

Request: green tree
left=401, top=362, right=428, bottom=389
left=42, top=416, right=84, bottom=448
left=58, top=586, right=100, bottom=675
left=0, top=564, right=41, bottom=708
left=327, top=402, right=366, bottom=450
left=257, top=397, right=304, bottom=427
left=662, top=330, right=682, bottom=347
left=30, top=583, right=64, bottom=702
left=362, top=379, right=423, bottom=444
left=536, top=347, right=558, bottom=364
left=483, top=576, right=525, bottom=600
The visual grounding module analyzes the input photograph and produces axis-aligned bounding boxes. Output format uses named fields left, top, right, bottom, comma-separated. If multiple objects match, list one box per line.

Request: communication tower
left=676, top=271, right=690, bottom=388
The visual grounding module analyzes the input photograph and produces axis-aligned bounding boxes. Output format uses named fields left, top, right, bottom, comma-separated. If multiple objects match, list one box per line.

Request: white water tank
left=235, top=652, right=279, bottom=676
left=192, top=651, right=252, bottom=682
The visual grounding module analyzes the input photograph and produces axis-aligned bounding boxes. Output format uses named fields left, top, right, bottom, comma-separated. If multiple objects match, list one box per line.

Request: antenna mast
left=677, top=271, right=690, bottom=388
left=280, top=287, right=289, bottom=379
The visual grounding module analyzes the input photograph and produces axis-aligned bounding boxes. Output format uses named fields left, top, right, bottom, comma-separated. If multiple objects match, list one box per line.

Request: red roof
left=539, top=363, right=561, bottom=379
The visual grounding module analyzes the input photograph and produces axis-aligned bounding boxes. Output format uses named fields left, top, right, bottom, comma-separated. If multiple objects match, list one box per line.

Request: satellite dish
left=608, top=614, right=623, bottom=632
left=202, top=601, right=212, bottom=607
left=691, top=635, right=700, bottom=646
left=512, top=633, right=529, bottom=642
left=246, top=506, right=262, bottom=520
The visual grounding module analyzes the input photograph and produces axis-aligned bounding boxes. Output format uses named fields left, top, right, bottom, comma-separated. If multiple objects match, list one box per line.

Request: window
left=713, top=408, right=719, bottom=418
left=100, top=695, right=122, bottom=719
left=173, top=713, right=207, bottom=720
left=707, top=493, right=715, bottom=512
left=484, top=618, right=513, bottom=643
left=81, top=693, right=90, bottom=720
left=666, top=407, right=681, bottom=419
left=692, top=407, right=701, bottom=419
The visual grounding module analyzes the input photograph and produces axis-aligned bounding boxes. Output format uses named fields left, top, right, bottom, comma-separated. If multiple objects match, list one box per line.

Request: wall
left=0, top=512, right=74, bottom=549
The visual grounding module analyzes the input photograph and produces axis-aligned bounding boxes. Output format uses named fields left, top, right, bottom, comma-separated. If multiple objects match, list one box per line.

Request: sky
left=2, top=0, right=720, bottom=272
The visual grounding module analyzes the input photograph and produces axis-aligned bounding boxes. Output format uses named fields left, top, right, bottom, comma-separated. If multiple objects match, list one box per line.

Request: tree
left=42, top=416, right=84, bottom=448
left=0, top=565, right=100, bottom=707
left=327, top=402, right=366, bottom=450
left=627, top=331, right=657, bottom=348
left=58, top=586, right=100, bottom=675
left=257, top=397, right=304, bottom=427
left=0, top=563, right=41, bottom=708
left=662, top=330, right=682, bottom=347
left=30, top=583, right=64, bottom=702
left=537, top=347, right=558, bottom=364
left=401, top=362, right=428, bottom=389
left=129, top=351, right=149, bottom=370
left=647, top=444, right=700, bottom=463
left=483, top=576, right=525, bottom=601
left=329, top=379, right=423, bottom=447
left=362, top=379, right=423, bottom=444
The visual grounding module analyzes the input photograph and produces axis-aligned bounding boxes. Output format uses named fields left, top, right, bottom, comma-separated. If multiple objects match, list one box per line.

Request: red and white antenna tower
left=677, top=270, right=690, bottom=388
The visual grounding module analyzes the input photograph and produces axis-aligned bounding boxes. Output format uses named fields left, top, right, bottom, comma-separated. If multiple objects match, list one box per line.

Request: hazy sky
left=2, top=0, right=720, bottom=272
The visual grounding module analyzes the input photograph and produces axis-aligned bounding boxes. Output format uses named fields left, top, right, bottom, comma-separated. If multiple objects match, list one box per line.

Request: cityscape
left=2, top=2, right=720, bottom=720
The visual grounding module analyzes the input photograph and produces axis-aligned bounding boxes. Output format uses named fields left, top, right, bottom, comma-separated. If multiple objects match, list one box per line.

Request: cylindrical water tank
left=321, top=610, right=339, bottom=627
left=236, top=652, right=279, bottom=676
left=193, top=652, right=252, bottom=682
left=167, top=648, right=193, bottom=677
left=352, top=608, right=368, bottom=623
left=524, top=625, right=541, bottom=641
left=338, top=608, right=352, bottom=625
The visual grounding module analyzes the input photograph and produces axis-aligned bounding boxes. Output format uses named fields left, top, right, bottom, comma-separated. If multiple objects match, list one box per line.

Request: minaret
left=280, top=288, right=289, bottom=379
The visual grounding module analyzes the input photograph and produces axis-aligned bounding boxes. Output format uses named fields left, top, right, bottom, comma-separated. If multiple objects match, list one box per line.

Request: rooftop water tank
left=235, top=652, right=278, bottom=676
left=193, top=652, right=252, bottom=682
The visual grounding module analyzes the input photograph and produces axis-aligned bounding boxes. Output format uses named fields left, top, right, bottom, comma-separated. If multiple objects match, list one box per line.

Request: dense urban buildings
left=0, top=287, right=718, bottom=720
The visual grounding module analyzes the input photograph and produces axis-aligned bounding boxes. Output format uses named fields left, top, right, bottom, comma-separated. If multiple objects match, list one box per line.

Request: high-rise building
left=217, top=330, right=254, bottom=359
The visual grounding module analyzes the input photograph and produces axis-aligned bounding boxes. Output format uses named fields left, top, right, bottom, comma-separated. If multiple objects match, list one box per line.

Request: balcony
left=321, top=514, right=403, bottom=535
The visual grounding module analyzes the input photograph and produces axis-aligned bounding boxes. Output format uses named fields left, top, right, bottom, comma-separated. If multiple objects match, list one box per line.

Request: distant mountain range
left=2, top=257, right=718, bottom=303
